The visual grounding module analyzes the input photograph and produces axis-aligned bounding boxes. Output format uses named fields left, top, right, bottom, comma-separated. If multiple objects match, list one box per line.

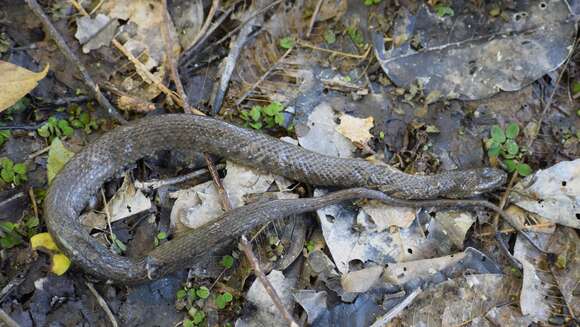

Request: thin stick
left=161, top=0, right=190, bottom=112
left=239, top=236, right=299, bottom=327
left=189, top=0, right=220, bottom=52
left=0, top=309, right=20, bottom=327
left=204, top=154, right=232, bottom=211
left=26, top=0, right=126, bottom=123
left=28, top=187, right=39, bottom=220
left=85, top=282, right=119, bottom=327
left=135, top=164, right=226, bottom=190
left=297, top=39, right=372, bottom=59
left=235, top=46, right=294, bottom=106
left=306, top=0, right=324, bottom=38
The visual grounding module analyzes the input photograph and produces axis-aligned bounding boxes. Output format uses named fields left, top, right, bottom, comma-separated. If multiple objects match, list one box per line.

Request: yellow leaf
left=51, top=253, right=71, bottom=276
left=30, top=232, right=59, bottom=252
left=0, top=61, right=49, bottom=112
left=336, top=114, right=374, bottom=145
left=47, top=138, right=75, bottom=184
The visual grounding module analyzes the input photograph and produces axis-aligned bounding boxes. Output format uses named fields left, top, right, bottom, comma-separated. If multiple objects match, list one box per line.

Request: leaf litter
left=0, top=0, right=579, bottom=326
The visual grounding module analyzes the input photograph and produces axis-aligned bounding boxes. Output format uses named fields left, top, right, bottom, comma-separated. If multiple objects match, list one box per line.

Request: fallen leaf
left=107, top=174, right=151, bottom=222
left=0, top=61, right=49, bottom=112
left=336, top=114, right=374, bottom=145
left=74, top=14, right=119, bottom=53
left=341, top=265, right=383, bottom=293
left=30, top=232, right=59, bottom=252
left=47, top=138, right=75, bottom=184
left=51, top=253, right=71, bottom=276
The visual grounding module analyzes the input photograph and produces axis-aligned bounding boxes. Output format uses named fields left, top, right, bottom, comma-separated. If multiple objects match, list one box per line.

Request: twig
left=28, top=187, right=39, bottom=221
left=239, top=236, right=299, bottom=327
left=204, top=154, right=232, bottom=211
left=0, top=309, right=20, bottom=327
left=161, top=0, right=191, bottom=112
left=370, top=288, right=422, bottom=327
left=189, top=0, right=220, bottom=52
left=26, top=0, right=126, bottom=124
left=211, top=7, right=260, bottom=115
left=135, top=164, right=225, bottom=190
left=85, top=282, right=119, bottom=327
left=297, top=39, right=372, bottom=59
left=306, top=0, right=324, bottom=38
left=235, top=46, right=294, bottom=106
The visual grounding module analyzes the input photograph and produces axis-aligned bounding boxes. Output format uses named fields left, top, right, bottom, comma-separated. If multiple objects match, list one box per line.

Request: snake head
left=448, top=167, right=507, bottom=198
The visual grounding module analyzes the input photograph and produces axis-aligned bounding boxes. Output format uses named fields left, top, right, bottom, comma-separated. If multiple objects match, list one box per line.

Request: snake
left=44, top=114, right=506, bottom=283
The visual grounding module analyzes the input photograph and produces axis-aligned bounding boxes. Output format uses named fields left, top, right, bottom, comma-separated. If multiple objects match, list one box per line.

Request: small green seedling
left=486, top=123, right=532, bottom=176
left=0, top=158, right=27, bottom=185
left=0, top=216, right=39, bottom=249
left=346, top=26, right=365, bottom=47
left=0, top=130, right=10, bottom=146
left=68, top=105, right=98, bottom=133
left=154, top=231, right=167, bottom=247
left=221, top=255, right=234, bottom=269
left=110, top=233, right=126, bottom=254
left=323, top=29, right=336, bottom=44
left=434, top=4, right=454, bottom=17
left=240, top=102, right=286, bottom=130
left=37, top=117, right=74, bottom=139
left=305, top=240, right=316, bottom=253
left=363, top=0, right=382, bottom=5
left=279, top=37, right=294, bottom=49
left=215, top=291, right=234, bottom=309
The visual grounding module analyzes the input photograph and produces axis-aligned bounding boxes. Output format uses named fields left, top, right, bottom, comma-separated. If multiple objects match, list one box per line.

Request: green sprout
left=0, top=130, right=10, bottom=147
left=0, top=216, right=39, bottom=249
left=323, top=29, right=336, bottom=44
left=154, top=231, right=167, bottom=247
left=486, top=123, right=532, bottom=176
left=434, top=4, right=454, bottom=17
left=215, top=291, right=234, bottom=309
left=363, top=0, right=382, bottom=5
left=279, top=37, right=294, bottom=49
left=37, top=117, right=74, bottom=139
left=0, top=158, right=27, bottom=185
left=221, top=255, right=234, bottom=269
left=346, top=26, right=365, bottom=47
left=240, top=102, right=286, bottom=130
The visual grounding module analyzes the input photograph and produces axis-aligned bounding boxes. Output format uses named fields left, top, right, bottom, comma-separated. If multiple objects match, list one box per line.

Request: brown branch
left=26, top=0, right=126, bottom=124
left=239, top=236, right=299, bottom=327
left=306, top=0, right=325, bottom=38
left=85, top=282, right=119, bottom=327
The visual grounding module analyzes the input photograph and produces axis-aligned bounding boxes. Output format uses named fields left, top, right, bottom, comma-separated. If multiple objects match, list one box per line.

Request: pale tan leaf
left=0, top=61, right=49, bottom=112
left=336, top=114, right=374, bottom=145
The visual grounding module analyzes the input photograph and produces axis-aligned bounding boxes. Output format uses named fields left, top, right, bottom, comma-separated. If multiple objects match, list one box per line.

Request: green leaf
left=490, top=125, right=506, bottom=143
left=0, top=157, right=13, bottom=169
left=13, top=163, right=26, bottom=175
left=363, top=0, right=382, bottom=5
left=221, top=255, right=234, bottom=269
left=505, top=123, right=520, bottom=139
left=79, top=112, right=91, bottom=125
left=187, top=288, right=197, bottom=300
left=323, top=29, right=336, bottom=44
left=0, top=221, right=16, bottom=232
left=274, top=113, right=285, bottom=126
left=176, top=289, right=187, bottom=300
left=223, top=292, right=233, bottom=302
left=215, top=295, right=227, bottom=309
left=70, top=119, right=83, bottom=129
left=26, top=216, right=39, bottom=229
left=192, top=311, right=205, bottom=324
left=517, top=163, right=533, bottom=176
left=249, top=106, right=261, bottom=121
left=504, top=159, right=517, bottom=173
left=37, top=124, right=51, bottom=138
left=487, top=144, right=501, bottom=157
left=279, top=37, right=294, bottom=49
left=573, top=81, right=580, bottom=95
left=263, top=102, right=283, bottom=116
left=156, top=231, right=167, bottom=240
left=1, top=166, right=14, bottom=183
left=183, top=319, right=194, bottom=327
left=347, top=27, right=364, bottom=47
left=505, top=140, right=519, bottom=155
left=0, top=233, right=22, bottom=249
left=196, top=286, right=210, bottom=299
left=47, top=138, right=75, bottom=184
left=434, top=4, right=454, bottom=17
left=249, top=121, right=262, bottom=130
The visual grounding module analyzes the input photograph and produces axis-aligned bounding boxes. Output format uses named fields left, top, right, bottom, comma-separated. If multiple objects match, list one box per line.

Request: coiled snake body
left=45, top=114, right=506, bottom=283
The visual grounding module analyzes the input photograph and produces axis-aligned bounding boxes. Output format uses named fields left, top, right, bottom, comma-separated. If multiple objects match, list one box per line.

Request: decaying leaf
left=47, top=138, right=75, bottom=184
left=30, top=232, right=59, bottom=252
left=510, top=159, right=580, bottom=229
left=0, top=61, right=49, bottom=112
left=74, top=14, right=119, bottom=53
left=106, top=174, right=152, bottom=222
left=51, top=253, right=71, bottom=276
left=374, top=0, right=577, bottom=100
left=336, top=114, right=374, bottom=145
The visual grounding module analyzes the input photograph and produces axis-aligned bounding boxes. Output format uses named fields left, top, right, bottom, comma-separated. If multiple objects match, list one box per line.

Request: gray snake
left=44, top=114, right=506, bottom=283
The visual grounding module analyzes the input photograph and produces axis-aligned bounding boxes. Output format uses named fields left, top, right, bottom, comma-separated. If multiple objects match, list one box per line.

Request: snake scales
left=44, top=114, right=506, bottom=283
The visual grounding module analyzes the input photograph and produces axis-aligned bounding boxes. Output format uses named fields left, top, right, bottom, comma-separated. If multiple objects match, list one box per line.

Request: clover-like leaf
left=487, top=144, right=501, bottom=157
left=196, top=286, right=210, bottom=299
left=249, top=106, right=261, bottom=121
left=505, top=140, right=519, bottom=155
left=221, top=255, right=234, bottom=269
left=505, top=123, right=520, bottom=139
left=490, top=125, right=506, bottom=143
left=517, top=163, right=533, bottom=176
left=504, top=159, right=517, bottom=173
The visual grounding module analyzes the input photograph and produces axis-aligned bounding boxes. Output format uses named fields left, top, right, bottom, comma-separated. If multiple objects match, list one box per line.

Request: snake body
left=44, top=114, right=506, bottom=283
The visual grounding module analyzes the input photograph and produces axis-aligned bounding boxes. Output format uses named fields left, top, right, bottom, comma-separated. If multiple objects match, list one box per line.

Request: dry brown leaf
left=0, top=61, right=49, bottom=112
left=336, top=114, right=374, bottom=145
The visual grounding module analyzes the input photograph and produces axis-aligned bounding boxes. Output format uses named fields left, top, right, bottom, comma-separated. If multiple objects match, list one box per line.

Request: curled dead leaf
left=0, top=61, right=49, bottom=112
